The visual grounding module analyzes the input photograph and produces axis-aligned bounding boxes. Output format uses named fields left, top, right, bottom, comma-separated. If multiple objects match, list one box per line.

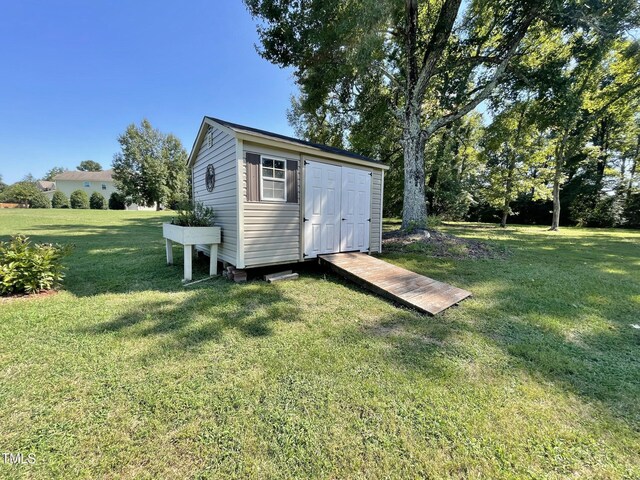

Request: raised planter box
left=162, top=223, right=221, bottom=281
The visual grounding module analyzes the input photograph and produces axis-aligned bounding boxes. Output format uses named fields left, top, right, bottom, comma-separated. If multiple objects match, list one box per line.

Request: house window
left=101, top=183, right=107, bottom=190
left=84, top=181, right=91, bottom=188
left=261, top=157, right=286, bottom=201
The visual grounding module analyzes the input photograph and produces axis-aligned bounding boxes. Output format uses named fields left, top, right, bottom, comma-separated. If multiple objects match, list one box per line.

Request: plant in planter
left=171, top=201, right=215, bottom=227
left=163, top=202, right=221, bottom=281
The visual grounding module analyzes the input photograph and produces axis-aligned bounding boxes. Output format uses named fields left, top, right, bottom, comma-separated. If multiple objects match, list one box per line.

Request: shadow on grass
left=372, top=225, right=640, bottom=430
left=15, top=214, right=640, bottom=429
left=79, top=281, right=304, bottom=355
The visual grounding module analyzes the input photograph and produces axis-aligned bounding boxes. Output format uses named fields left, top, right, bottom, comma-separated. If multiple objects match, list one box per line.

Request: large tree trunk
left=402, top=108, right=427, bottom=229
left=401, top=0, right=428, bottom=230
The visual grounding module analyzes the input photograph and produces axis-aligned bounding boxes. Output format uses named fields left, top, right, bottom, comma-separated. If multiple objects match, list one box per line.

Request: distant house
left=53, top=169, right=119, bottom=201
left=36, top=180, right=56, bottom=196
left=50, top=170, right=153, bottom=210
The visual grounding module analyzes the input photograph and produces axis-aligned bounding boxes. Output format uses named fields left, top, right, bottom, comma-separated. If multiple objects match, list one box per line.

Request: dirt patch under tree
left=382, top=228, right=508, bottom=259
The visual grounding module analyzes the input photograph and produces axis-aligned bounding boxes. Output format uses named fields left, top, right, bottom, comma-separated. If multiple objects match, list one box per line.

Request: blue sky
left=0, top=0, right=296, bottom=184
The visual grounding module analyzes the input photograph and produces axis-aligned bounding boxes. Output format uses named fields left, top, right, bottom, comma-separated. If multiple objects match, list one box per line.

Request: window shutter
left=246, top=153, right=260, bottom=202
left=286, top=160, right=299, bottom=203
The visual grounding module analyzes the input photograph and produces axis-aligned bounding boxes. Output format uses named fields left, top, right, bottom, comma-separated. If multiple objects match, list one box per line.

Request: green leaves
left=52, top=191, right=69, bottom=208
left=112, top=119, right=188, bottom=209
left=171, top=202, right=215, bottom=227
left=0, top=235, right=72, bottom=296
left=77, top=160, right=102, bottom=172
left=70, top=190, right=89, bottom=209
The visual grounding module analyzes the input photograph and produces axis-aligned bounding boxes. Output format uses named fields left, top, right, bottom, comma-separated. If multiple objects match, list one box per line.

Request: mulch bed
left=1, top=290, right=59, bottom=303
left=382, top=228, right=508, bottom=259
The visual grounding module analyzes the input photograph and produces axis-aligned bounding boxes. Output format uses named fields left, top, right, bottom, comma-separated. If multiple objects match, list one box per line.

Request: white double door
left=304, top=160, right=371, bottom=258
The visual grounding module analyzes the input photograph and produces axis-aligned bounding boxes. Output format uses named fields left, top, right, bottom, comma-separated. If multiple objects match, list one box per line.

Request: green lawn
left=1, top=209, right=639, bottom=479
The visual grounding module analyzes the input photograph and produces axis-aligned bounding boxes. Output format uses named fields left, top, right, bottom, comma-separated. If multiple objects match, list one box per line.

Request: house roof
left=53, top=169, right=114, bottom=182
left=203, top=116, right=387, bottom=169
left=36, top=180, right=55, bottom=191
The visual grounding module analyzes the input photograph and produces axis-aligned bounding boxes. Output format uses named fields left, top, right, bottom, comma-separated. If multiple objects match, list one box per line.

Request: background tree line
left=246, top=0, right=640, bottom=229
left=1, top=119, right=190, bottom=210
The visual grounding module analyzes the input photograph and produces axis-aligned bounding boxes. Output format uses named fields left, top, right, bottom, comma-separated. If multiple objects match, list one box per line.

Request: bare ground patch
left=382, top=228, right=509, bottom=259
left=1, top=289, right=59, bottom=303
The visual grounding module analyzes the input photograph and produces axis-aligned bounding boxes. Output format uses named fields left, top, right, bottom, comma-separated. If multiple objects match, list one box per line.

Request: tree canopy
left=44, top=166, right=67, bottom=181
left=246, top=0, right=640, bottom=229
left=77, top=160, right=102, bottom=172
left=112, top=119, right=188, bottom=209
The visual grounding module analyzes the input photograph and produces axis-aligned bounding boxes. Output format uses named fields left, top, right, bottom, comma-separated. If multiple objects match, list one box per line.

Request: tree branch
left=423, top=8, right=540, bottom=137
left=412, top=0, right=463, bottom=105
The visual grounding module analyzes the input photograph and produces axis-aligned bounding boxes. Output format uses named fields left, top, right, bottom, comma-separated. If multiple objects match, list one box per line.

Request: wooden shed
left=187, top=116, right=389, bottom=270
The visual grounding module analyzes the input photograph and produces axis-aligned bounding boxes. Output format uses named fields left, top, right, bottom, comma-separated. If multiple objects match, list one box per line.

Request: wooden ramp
left=319, top=253, right=471, bottom=315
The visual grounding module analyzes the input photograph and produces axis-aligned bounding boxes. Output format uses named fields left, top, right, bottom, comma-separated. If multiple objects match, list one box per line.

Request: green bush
left=171, top=202, right=215, bottom=227
left=90, top=192, right=107, bottom=210
left=30, top=191, right=51, bottom=208
left=70, top=190, right=89, bottom=209
left=108, top=192, right=126, bottom=210
left=427, top=214, right=445, bottom=227
left=0, top=181, right=41, bottom=206
left=0, top=235, right=72, bottom=296
left=51, top=191, right=69, bottom=208
left=623, top=191, right=640, bottom=228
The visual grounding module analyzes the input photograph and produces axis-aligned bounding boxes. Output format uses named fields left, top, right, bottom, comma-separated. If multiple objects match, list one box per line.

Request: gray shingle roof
left=53, top=169, right=114, bottom=181
left=206, top=116, right=381, bottom=165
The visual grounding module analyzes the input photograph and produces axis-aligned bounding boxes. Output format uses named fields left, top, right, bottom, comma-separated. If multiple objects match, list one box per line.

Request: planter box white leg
left=209, top=244, right=218, bottom=276
left=165, top=239, right=173, bottom=265
left=183, top=245, right=192, bottom=281
left=162, top=224, right=221, bottom=282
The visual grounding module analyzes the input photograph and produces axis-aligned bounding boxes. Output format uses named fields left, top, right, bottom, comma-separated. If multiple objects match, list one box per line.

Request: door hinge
left=367, top=218, right=371, bottom=222
left=369, top=172, right=373, bottom=176
left=303, top=253, right=308, bottom=257
left=304, top=161, right=309, bottom=165
left=303, top=217, right=308, bottom=222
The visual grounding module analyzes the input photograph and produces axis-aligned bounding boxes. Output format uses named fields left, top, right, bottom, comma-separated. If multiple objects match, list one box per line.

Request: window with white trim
left=84, top=181, right=91, bottom=188
left=261, top=157, right=286, bottom=201
left=101, top=183, right=107, bottom=190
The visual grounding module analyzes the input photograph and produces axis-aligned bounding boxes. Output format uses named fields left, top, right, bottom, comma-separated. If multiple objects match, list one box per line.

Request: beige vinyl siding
left=242, top=143, right=301, bottom=268
left=192, top=124, right=238, bottom=264
left=370, top=170, right=383, bottom=253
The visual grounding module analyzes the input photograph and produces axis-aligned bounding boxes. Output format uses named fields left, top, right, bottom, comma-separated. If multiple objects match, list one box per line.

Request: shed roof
left=53, top=170, right=114, bottom=181
left=205, top=116, right=385, bottom=167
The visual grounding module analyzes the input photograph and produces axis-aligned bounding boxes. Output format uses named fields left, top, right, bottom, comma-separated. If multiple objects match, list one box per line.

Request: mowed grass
left=1, top=209, right=639, bottom=479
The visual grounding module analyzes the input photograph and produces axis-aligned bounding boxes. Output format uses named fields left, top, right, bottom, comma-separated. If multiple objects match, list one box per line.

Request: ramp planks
left=319, top=252, right=471, bottom=315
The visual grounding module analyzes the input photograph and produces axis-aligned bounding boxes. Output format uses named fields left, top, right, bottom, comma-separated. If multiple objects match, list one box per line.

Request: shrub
left=90, top=192, right=106, bottom=210
left=171, top=202, right=215, bottom=227
left=623, top=191, right=640, bottom=228
left=0, top=181, right=41, bottom=206
left=30, top=192, right=51, bottom=208
left=572, top=195, right=619, bottom=228
left=0, top=235, right=72, bottom=295
left=427, top=214, right=445, bottom=227
left=51, top=191, right=69, bottom=208
left=108, top=192, right=126, bottom=210
left=70, top=190, right=89, bottom=209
